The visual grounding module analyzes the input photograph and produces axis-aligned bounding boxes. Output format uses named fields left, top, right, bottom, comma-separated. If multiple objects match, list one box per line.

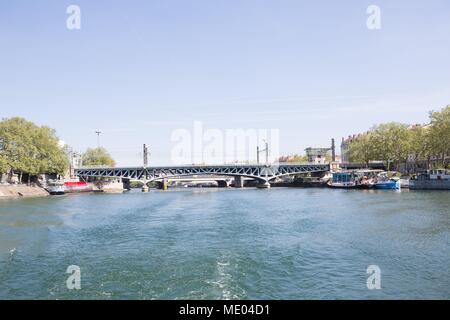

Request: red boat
left=63, top=181, right=93, bottom=193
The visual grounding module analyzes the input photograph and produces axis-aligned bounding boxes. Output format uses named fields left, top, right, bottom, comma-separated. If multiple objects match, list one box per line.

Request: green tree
left=288, top=154, right=308, bottom=162
left=371, top=122, right=410, bottom=171
left=427, top=105, right=450, bottom=167
left=0, top=117, right=33, bottom=180
left=33, top=126, right=69, bottom=175
left=407, top=125, right=432, bottom=171
left=0, top=154, right=9, bottom=174
left=0, top=117, right=69, bottom=182
left=82, top=147, right=116, bottom=167
left=348, top=133, right=378, bottom=165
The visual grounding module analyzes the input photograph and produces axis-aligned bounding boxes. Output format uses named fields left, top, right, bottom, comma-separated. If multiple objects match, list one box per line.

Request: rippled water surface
left=0, top=188, right=449, bottom=299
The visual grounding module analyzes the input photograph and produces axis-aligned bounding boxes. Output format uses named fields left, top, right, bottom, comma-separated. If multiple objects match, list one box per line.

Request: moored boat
left=45, top=179, right=93, bottom=195
left=373, top=179, right=401, bottom=190
left=293, top=176, right=328, bottom=187
left=409, top=169, right=450, bottom=190
left=373, top=171, right=401, bottom=190
left=64, top=181, right=93, bottom=193
left=45, top=180, right=65, bottom=195
left=399, top=178, right=410, bottom=189
left=328, top=172, right=358, bottom=188
left=328, top=170, right=381, bottom=189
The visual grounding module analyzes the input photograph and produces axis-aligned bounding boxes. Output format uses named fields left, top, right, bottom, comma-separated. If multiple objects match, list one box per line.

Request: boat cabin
left=332, top=172, right=356, bottom=183
left=354, top=169, right=384, bottom=178
left=429, top=169, right=450, bottom=180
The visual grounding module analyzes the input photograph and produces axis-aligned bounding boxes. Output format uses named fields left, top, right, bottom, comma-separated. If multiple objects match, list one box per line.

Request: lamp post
left=143, top=144, right=149, bottom=167
left=95, top=131, right=102, bottom=147
left=257, top=146, right=260, bottom=164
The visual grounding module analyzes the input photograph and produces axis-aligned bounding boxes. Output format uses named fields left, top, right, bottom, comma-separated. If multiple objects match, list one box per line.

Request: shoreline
left=0, top=184, right=49, bottom=199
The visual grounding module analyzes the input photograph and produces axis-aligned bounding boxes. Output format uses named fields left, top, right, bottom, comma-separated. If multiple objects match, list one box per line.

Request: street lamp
left=95, top=131, right=102, bottom=147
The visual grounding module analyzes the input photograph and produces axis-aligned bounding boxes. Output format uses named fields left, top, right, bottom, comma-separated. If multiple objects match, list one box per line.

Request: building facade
left=304, top=147, right=331, bottom=164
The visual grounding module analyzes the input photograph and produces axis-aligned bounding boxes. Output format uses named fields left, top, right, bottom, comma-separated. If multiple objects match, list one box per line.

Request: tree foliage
left=348, top=133, right=378, bottom=165
left=0, top=154, right=8, bottom=174
left=288, top=154, right=308, bottom=162
left=428, top=105, right=450, bottom=164
left=372, top=122, right=410, bottom=170
left=348, top=105, right=450, bottom=169
left=0, top=117, right=69, bottom=177
left=82, top=147, right=116, bottom=167
left=408, top=125, right=431, bottom=165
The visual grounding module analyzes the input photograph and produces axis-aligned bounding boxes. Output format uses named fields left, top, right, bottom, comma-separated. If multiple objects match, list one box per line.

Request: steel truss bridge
left=74, top=163, right=330, bottom=184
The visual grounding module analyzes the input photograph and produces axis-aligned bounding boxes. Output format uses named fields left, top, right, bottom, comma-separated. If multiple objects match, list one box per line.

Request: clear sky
left=1, top=0, right=449, bottom=165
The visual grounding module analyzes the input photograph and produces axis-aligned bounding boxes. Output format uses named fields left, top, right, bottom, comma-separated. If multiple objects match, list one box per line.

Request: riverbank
left=0, top=184, right=49, bottom=199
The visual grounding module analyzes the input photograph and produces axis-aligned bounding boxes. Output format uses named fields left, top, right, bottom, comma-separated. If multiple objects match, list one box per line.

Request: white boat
left=399, top=178, right=410, bottom=188
left=45, top=180, right=65, bottom=195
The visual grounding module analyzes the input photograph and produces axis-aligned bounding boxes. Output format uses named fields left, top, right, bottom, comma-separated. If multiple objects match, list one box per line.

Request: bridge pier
left=155, top=178, right=168, bottom=190
left=217, top=180, right=229, bottom=188
left=256, top=181, right=271, bottom=189
left=122, top=178, right=131, bottom=190
left=234, top=176, right=244, bottom=188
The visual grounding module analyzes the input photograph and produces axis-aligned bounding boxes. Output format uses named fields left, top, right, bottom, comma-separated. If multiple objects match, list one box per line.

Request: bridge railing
left=76, top=162, right=329, bottom=170
left=76, top=165, right=111, bottom=169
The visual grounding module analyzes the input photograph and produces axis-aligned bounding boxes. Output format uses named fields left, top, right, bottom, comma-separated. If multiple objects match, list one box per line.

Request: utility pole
left=143, top=144, right=148, bottom=167
left=331, top=138, right=336, bottom=162
left=257, top=140, right=269, bottom=165
left=257, top=146, right=260, bottom=164
left=95, top=131, right=102, bottom=147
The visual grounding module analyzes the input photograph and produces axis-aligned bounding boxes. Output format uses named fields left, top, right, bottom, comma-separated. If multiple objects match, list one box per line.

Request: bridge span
left=74, top=163, right=330, bottom=188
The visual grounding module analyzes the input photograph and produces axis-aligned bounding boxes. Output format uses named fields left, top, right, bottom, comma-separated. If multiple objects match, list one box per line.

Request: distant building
left=304, top=147, right=331, bottom=164
left=340, top=133, right=367, bottom=163
left=278, top=155, right=295, bottom=162
left=278, top=139, right=336, bottom=165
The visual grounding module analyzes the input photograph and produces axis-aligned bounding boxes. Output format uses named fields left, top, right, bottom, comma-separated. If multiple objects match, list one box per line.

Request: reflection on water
left=0, top=188, right=449, bottom=299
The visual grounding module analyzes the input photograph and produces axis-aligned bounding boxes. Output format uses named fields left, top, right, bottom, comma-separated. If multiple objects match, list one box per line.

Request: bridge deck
left=75, top=163, right=330, bottom=182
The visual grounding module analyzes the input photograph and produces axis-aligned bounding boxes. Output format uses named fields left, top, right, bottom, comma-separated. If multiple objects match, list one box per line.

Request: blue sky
left=1, top=0, right=449, bottom=165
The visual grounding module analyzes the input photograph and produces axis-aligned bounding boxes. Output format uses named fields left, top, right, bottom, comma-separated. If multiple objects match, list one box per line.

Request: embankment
left=93, top=180, right=125, bottom=193
left=0, top=185, right=49, bottom=199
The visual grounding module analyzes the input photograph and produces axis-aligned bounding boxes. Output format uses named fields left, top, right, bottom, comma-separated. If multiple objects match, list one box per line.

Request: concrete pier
left=234, top=176, right=244, bottom=188
left=101, top=179, right=125, bottom=193
left=217, top=180, right=229, bottom=188
left=155, top=179, right=168, bottom=190
left=257, top=181, right=271, bottom=189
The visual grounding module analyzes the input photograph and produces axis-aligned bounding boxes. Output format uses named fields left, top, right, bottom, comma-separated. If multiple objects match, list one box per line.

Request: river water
left=0, top=188, right=449, bottom=299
